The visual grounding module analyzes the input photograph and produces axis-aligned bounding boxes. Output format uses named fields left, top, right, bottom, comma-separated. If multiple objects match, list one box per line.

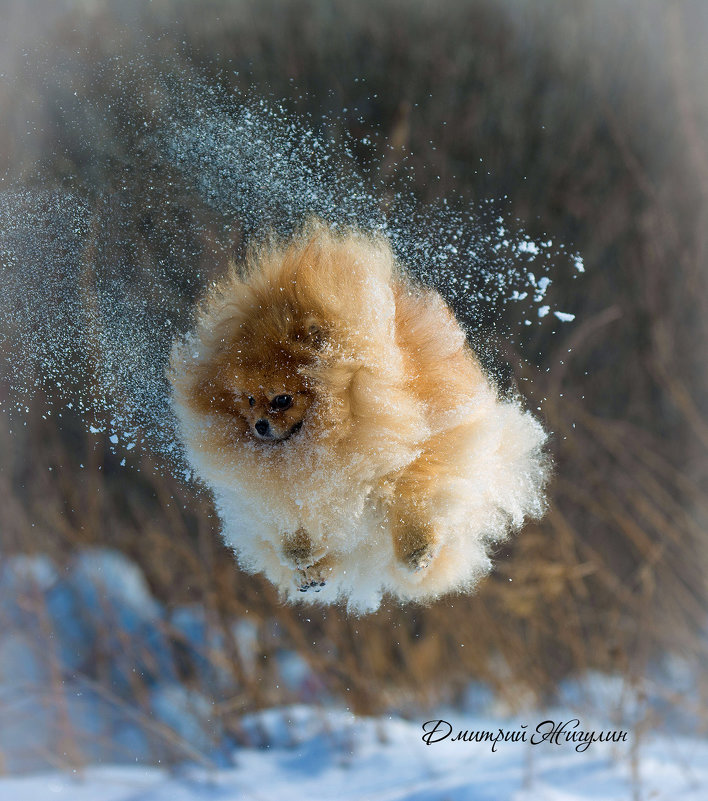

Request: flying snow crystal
left=0, top=69, right=582, bottom=471
left=0, top=189, right=181, bottom=459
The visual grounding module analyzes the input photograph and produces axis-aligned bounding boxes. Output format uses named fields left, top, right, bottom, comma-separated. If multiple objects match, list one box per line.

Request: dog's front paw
left=295, top=553, right=337, bottom=594
left=297, top=568, right=327, bottom=593
left=282, top=528, right=327, bottom=569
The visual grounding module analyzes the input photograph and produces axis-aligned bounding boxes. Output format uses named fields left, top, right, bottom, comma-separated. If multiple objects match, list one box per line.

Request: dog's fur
left=168, top=221, right=548, bottom=612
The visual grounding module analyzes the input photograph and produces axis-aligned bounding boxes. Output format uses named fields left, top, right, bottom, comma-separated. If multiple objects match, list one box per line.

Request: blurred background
left=0, top=0, right=706, bottom=779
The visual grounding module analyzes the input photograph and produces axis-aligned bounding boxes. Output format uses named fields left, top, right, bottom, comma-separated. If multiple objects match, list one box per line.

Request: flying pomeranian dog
left=168, top=220, right=548, bottom=612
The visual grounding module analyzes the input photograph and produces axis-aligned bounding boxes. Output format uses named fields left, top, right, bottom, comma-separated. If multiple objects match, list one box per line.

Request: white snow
left=534, top=275, right=551, bottom=301
left=0, top=704, right=706, bottom=801
left=517, top=239, right=540, bottom=256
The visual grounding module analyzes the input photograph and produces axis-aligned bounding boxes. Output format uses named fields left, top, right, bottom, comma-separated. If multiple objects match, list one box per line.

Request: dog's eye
left=270, top=394, right=293, bottom=411
left=248, top=396, right=255, bottom=407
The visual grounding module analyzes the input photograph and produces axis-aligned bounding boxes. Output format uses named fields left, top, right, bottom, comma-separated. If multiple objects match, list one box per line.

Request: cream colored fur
left=168, top=221, right=549, bottom=612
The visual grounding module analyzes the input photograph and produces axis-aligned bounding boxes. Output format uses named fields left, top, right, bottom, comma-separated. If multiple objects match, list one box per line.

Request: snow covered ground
left=1, top=703, right=707, bottom=801
left=1, top=548, right=706, bottom=800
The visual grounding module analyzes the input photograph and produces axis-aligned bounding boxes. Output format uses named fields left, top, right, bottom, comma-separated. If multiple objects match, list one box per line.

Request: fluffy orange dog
left=168, top=221, right=548, bottom=611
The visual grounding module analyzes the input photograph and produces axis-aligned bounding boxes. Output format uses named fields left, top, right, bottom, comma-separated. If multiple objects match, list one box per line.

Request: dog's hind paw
left=406, top=543, right=439, bottom=572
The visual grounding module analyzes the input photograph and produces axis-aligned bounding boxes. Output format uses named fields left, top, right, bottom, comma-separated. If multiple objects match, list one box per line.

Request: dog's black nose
left=255, top=419, right=270, bottom=436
